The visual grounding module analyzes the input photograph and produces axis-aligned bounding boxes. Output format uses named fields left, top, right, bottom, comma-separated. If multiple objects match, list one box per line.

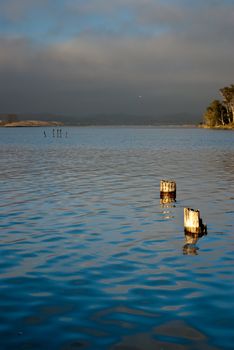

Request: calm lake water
left=0, top=126, right=234, bottom=350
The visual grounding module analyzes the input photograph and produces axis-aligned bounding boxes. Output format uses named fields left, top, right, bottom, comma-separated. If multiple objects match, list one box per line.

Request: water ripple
left=0, top=127, right=233, bottom=349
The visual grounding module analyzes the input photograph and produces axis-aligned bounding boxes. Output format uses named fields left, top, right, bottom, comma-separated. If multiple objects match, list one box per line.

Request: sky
left=0, top=0, right=233, bottom=122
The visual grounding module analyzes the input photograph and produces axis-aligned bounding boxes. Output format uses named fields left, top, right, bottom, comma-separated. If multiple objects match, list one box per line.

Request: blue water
left=0, top=127, right=234, bottom=350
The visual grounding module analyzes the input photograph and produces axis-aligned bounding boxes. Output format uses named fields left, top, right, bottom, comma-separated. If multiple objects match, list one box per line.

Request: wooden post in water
left=184, top=208, right=207, bottom=234
left=160, top=180, right=176, bottom=204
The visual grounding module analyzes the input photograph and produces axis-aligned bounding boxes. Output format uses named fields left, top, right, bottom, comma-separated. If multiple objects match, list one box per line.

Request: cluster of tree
left=203, top=84, right=234, bottom=127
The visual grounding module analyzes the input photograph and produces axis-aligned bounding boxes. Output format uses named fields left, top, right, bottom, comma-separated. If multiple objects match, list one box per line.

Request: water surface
left=0, top=127, right=234, bottom=350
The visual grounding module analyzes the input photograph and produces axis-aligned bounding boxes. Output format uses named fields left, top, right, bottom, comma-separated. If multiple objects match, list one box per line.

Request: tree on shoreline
left=203, top=100, right=228, bottom=127
left=219, top=85, right=234, bottom=124
left=203, top=84, right=234, bottom=126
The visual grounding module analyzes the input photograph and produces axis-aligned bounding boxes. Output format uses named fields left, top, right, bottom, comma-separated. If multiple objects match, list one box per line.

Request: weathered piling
left=160, top=180, right=176, bottom=195
left=160, top=180, right=176, bottom=203
left=184, top=208, right=207, bottom=234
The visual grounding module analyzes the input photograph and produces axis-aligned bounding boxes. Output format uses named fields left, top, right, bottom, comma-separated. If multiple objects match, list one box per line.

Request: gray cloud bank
left=0, top=0, right=233, bottom=123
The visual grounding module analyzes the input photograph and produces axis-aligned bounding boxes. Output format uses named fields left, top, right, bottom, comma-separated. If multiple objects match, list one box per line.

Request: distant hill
left=0, top=112, right=198, bottom=126
left=4, top=120, right=63, bottom=127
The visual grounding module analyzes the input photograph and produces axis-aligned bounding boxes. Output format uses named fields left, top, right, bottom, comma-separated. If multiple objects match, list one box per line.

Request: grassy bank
left=199, top=123, right=234, bottom=130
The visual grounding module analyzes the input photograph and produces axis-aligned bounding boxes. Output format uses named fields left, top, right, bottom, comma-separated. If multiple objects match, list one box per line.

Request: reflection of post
left=160, top=196, right=176, bottom=205
left=160, top=180, right=176, bottom=204
left=53, top=129, right=55, bottom=137
left=183, top=231, right=207, bottom=255
left=184, top=208, right=207, bottom=234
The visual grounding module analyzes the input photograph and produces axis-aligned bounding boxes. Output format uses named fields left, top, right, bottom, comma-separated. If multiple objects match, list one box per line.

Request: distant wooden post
left=160, top=180, right=176, bottom=203
left=160, top=180, right=176, bottom=196
left=184, top=208, right=207, bottom=234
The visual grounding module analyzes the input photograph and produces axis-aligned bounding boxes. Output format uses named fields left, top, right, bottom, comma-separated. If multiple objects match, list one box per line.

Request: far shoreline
left=1, top=120, right=64, bottom=127
left=1, top=120, right=233, bottom=129
left=0, top=122, right=198, bottom=128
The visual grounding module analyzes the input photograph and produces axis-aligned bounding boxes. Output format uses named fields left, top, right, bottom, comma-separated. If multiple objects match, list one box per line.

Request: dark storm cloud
left=0, top=0, right=233, bottom=120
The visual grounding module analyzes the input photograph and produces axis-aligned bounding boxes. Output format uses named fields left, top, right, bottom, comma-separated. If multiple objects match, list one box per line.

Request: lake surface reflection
left=0, top=127, right=234, bottom=350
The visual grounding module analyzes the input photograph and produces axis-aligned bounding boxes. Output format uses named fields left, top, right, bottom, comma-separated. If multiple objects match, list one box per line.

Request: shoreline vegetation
left=199, top=122, right=234, bottom=130
left=201, top=84, right=234, bottom=130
